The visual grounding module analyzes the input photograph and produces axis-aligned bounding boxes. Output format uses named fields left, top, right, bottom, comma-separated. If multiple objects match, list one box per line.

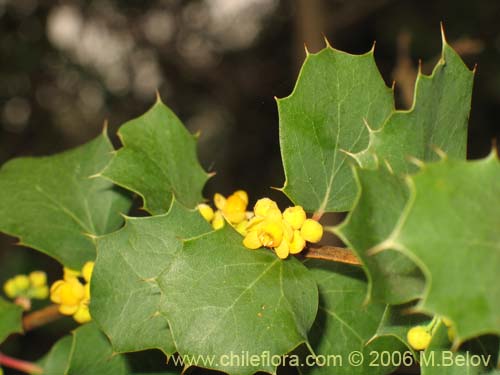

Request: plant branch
left=0, top=352, right=43, bottom=374
left=23, top=304, right=62, bottom=332
left=303, top=245, right=361, bottom=266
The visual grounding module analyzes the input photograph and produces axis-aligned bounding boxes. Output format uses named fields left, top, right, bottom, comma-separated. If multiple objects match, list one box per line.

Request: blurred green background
left=0, top=0, right=499, bottom=372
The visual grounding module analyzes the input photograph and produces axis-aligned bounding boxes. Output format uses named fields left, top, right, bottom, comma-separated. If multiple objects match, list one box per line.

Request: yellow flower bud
left=254, top=198, right=281, bottom=219
left=197, top=203, right=215, bottom=222
left=223, top=193, right=247, bottom=224
left=212, top=211, right=225, bottom=230
left=13, top=275, right=30, bottom=292
left=30, top=285, right=49, bottom=300
left=275, top=240, right=290, bottom=259
left=82, top=262, right=94, bottom=283
left=258, top=219, right=283, bottom=247
left=283, top=206, right=306, bottom=230
left=29, top=271, right=47, bottom=288
left=407, top=326, right=432, bottom=350
left=441, top=317, right=452, bottom=327
left=74, top=304, right=91, bottom=324
left=214, top=193, right=226, bottom=210
left=3, top=279, right=17, bottom=298
left=243, top=230, right=262, bottom=250
left=300, top=219, right=323, bottom=243
left=289, top=231, right=306, bottom=254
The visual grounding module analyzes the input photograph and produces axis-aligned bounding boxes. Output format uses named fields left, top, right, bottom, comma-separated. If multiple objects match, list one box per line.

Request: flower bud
left=212, top=211, right=225, bottom=230
left=283, top=206, right=306, bottom=230
left=197, top=203, right=214, bottom=222
left=407, top=326, right=432, bottom=350
left=300, top=219, right=323, bottom=243
left=254, top=198, right=281, bottom=219
left=29, top=271, right=47, bottom=288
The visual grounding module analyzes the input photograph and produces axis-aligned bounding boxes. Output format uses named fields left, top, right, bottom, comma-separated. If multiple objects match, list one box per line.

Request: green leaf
left=335, top=166, right=425, bottom=304
left=278, top=45, right=394, bottom=213
left=0, top=133, right=131, bottom=269
left=100, top=99, right=209, bottom=215
left=0, top=296, right=23, bottom=343
left=302, top=260, right=405, bottom=375
left=41, top=335, right=73, bottom=375
left=158, top=226, right=318, bottom=375
left=378, top=155, right=500, bottom=342
left=41, top=323, right=128, bottom=375
left=352, top=36, right=474, bottom=174
left=91, top=201, right=212, bottom=356
left=371, top=303, right=430, bottom=353
left=66, top=323, right=129, bottom=375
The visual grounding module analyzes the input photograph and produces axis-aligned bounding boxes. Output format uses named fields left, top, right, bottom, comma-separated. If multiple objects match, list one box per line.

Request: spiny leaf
left=379, top=155, right=500, bottom=343
left=335, top=166, right=425, bottom=304
left=158, top=226, right=318, bottom=375
left=100, top=98, right=210, bottom=215
left=40, top=336, right=73, bottom=375
left=91, top=201, right=212, bottom=356
left=352, top=34, right=474, bottom=174
left=302, top=260, right=405, bottom=375
left=278, top=45, right=394, bottom=213
left=0, top=296, right=23, bottom=343
left=370, top=303, right=430, bottom=360
left=0, top=133, right=131, bottom=269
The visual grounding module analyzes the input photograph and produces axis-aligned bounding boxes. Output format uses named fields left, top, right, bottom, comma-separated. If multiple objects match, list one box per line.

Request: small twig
left=303, top=245, right=361, bottom=266
left=0, top=352, right=43, bottom=374
left=22, top=304, right=62, bottom=332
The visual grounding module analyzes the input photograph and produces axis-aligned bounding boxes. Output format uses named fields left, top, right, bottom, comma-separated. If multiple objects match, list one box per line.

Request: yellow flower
left=197, top=203, right=215, bottom=222
left=50, top=274, right=91, bottom=323
left=407, top=326, right=432, bottom=350
left=82, top=262, right=94, bottom=283
left=254, top=198, right=281, bottom=219
left=283, top=206, right=306, bottom=229
left=212, top=211, right=225, bottom=230
left=214, top=191, right=248, bottom=224
left=289, top=231, right=306, bottom=254
left=3, top=271, right=50, bottom=300
left=300, top=219, right=323, bottom=243
left=3, top=279, right=18, bottom=299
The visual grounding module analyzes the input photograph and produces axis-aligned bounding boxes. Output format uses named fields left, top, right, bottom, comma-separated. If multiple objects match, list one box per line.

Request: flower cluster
left=197, top=190, right=249, bottom=231
left=198, top=191, right=323, bottom=259
left=50, top=261, right=94, bottom=324
left=241, top=198, right=323, bottom=259
left=3, top=271, right=49, bottom=301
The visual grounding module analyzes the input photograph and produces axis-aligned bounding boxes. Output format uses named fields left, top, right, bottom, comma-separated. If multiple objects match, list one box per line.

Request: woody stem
left=303, top=245, right=361, bottom=266
left=23, top=304, right=62, bottom=332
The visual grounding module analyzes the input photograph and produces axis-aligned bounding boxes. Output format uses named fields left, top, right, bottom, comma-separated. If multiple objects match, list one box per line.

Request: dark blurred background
left=0, top=0, right=499, bottom=371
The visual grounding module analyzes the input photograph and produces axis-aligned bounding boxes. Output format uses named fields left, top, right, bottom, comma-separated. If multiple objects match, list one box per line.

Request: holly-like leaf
left=41, top=335, right=73, bottom=375
left=0, top=296, right=23, bottom=343
left=278, top=45, right=394, bottom=213
left=377, top=155, right=500, bottom=343
left=371, top=303, right=429, bottom=353
left=67, top=323, right=129, bottom=375
left=352, top=33, right=474, bottom=174
left=41, top=323, right=129, bottom=375
left=158, top=227, right=318, bottom=375
left=91, top=201, right=212, bottom=356
left=0, top=133, right=131, bottom=269
left=302, top=260, right=405, bottom=375
left=335, top=166, right=425, bottom=304
left=100, top=98, right=210, bottom=215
